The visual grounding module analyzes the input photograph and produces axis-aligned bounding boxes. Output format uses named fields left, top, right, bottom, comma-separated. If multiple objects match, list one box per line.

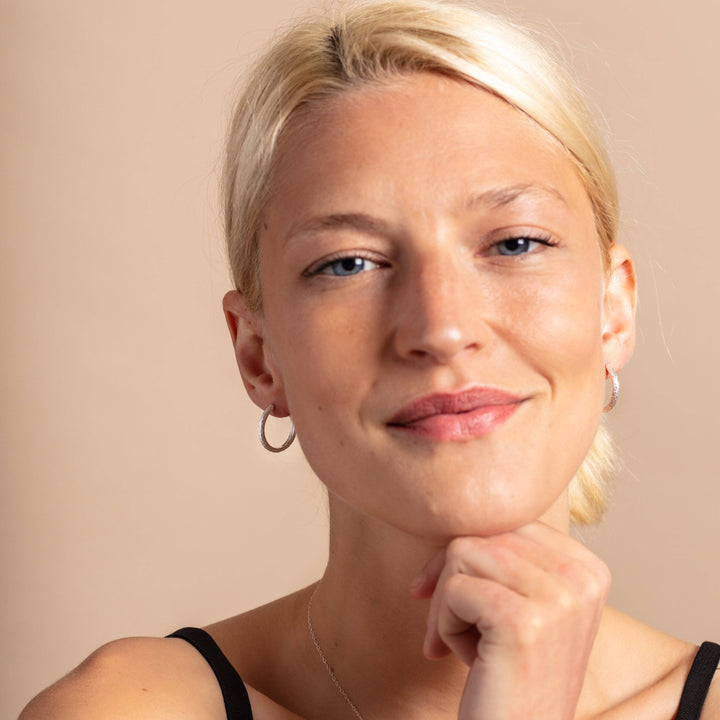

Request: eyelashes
left=302, top=232, right=559, bottom=278
left=489, top=233, right=557, bottom=256
left=302, top=251, right=386, bottom=278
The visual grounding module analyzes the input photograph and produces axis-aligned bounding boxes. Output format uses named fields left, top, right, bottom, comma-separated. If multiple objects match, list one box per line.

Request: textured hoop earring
left=259, top=404, right=296, bottom=452
left=603, top=365, right=619, bottom=413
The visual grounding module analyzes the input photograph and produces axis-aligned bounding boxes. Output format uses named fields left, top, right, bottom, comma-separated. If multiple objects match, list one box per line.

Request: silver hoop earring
left=603, top=365, right=619, bottom=413
left=259, top=404, right=296, bottom=452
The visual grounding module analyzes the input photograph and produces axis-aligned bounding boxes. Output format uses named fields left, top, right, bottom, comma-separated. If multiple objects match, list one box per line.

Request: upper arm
left=18, top=637, right=225, bottom=720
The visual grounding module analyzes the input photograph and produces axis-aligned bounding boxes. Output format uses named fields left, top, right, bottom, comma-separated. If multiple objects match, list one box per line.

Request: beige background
left=2, top=1, right=719, bottom=717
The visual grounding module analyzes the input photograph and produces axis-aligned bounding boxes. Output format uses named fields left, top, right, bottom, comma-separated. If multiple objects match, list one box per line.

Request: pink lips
left=387, top=387, right=525, bottom=441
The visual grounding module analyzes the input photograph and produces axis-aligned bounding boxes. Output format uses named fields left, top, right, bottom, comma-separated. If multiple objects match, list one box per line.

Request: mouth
left=386, top=387, right=526, bottom=441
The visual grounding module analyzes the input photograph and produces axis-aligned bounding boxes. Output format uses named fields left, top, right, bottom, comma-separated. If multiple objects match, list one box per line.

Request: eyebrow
left=285, top=183, right=568, bottom=243
left=285, top=213, right=394, bottom=244
left=465, top=182, right=569, bottom=210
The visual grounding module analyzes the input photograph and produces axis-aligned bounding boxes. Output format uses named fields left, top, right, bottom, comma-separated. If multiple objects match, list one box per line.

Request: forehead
left=266, top=72, right=593, bottom=231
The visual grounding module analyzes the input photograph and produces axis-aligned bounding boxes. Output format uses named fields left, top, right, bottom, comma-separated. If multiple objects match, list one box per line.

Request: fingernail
left=422, top=633, right=432, bottom=658
left=409, top=572, right=424, bottom=593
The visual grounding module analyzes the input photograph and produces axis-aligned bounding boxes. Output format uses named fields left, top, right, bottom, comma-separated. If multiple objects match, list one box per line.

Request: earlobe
left=221, top=290, right=289, bottom=414
left=601, top=244, right=638, bottom=371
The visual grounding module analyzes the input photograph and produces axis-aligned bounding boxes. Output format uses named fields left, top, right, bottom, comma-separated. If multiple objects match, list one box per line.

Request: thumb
left=409, top=547, right=447, bottom=599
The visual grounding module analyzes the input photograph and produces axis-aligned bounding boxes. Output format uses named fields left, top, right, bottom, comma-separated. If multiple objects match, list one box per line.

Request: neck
left=305, top=491, right=595, bottom=720
left=308, top=493, right=470, bottom=719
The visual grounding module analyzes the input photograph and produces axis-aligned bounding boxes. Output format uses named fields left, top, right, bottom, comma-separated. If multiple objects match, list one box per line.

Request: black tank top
left=168, top=627, right=720, bottom=720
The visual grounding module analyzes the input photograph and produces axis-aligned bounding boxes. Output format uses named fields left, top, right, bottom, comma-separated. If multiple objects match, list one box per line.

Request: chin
left=313, top=438, right=573, bottom=540
left=389, top=483, right=567, bottom=541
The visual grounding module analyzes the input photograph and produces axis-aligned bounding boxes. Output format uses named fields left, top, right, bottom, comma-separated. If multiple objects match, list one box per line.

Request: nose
left=391, top=254, right=486, bottom=364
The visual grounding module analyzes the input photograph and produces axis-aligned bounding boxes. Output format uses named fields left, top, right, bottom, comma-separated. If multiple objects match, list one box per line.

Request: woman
left=20, top=0, right=719, bottom=718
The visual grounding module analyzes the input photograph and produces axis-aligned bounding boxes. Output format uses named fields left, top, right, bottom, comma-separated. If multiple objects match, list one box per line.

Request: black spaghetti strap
left=167, top=627, right=253, bottom=720
left=676, top=641, right=720, bottom=720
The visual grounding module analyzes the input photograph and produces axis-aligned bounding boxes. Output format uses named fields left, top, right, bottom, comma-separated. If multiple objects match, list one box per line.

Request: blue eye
left=496, top=237, right=537, bottom=255
left=494, top=236, right=554, bottom=256
left=315, top=256, right=381, bottom=276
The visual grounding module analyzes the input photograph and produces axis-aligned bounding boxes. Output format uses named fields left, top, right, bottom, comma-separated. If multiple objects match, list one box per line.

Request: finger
left=464, top=523, right=609, bottom=590
left=513, top=523, right=612, bottom=601
left=422, top=536, right=545, bottom=660
left=422, top=547, right=542, bottom=661
left=429, top=574, right=525, bottom=664
left=514, top=522, right=600, bottom=565
left=463, top=530, right=573, bottom=581
left=441, top=536, right=549, bottom=598
left=409, top=547, right=446, bottom=599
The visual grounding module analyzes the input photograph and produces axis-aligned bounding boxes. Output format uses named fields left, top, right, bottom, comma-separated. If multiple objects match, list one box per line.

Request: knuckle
left=594, top=559, right=613, bottom=592
left=554, top=555, right=611, bottom=604
left=554, top=558, right=575, bottom=584
left=445, top=536, right=479, bottom=564
left=515, top=607, right=547, bottom=647
left=554, top=585, right=579, bottom=614
left=444, top=571, right=468, bottom=598
left=577, top=560, right=612, bottom=603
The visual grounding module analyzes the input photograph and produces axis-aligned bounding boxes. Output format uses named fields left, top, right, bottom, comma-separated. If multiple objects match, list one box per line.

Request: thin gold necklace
left=307, top=586, right=366, bottom=720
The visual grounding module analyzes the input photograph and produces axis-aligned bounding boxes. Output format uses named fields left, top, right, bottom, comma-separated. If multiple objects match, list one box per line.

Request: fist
left=410, top=523, right=611, bottom=720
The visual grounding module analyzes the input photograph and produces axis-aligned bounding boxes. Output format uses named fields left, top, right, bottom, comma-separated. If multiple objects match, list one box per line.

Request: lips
left=386, top=387, right=525, bottom=440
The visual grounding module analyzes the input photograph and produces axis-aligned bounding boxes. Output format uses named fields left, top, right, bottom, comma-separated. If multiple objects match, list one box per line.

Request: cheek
left=266, top=292, right=380, bottom=418
left=510, top=269, right=606, bottom=462
left=505, top=265, right=604, bottom=376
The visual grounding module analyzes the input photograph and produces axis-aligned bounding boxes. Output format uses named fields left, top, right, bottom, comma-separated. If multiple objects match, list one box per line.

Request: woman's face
left=230, top=72, right=635, bottom=539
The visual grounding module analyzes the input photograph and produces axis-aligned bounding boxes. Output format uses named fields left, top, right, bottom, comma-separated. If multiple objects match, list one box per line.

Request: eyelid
left=302, top=249, right=387, bottom=277
left=484, top=229, right=558, bottom=254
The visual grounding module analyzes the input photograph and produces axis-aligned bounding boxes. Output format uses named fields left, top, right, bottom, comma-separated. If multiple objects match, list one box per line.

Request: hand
left=410, top=522, right=611, bottom=720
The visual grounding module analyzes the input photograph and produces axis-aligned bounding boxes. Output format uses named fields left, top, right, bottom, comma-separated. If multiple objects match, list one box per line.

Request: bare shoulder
left=19, top=635, right=226, bottom=720
left=587, top=607, right=715, bottom=719
left=702, top=678, right=720, bottom=720
left=205, top=586, right=315, bottom=720
left=20, top=587, right=315, bottom=720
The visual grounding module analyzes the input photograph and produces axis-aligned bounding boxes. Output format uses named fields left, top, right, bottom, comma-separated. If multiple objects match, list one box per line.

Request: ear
left=222, top=290, right=290, bottom=416
left=601, top=244, right=638, bottom=372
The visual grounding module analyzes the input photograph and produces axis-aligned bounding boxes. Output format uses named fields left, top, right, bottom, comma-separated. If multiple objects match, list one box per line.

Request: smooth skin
left=21, top=73, right=717, bottom=719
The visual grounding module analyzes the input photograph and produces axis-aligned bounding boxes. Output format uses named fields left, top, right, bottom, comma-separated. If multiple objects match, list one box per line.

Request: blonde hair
left=223, top=0, right=619, bottom=523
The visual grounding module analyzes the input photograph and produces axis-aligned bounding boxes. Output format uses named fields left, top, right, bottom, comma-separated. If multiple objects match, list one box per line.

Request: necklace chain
left=307, top=586, right=366, bottom=720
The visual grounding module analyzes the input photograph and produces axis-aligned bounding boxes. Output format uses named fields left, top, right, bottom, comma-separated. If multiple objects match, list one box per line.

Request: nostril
left=395, top=322, right=483, bottom=364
